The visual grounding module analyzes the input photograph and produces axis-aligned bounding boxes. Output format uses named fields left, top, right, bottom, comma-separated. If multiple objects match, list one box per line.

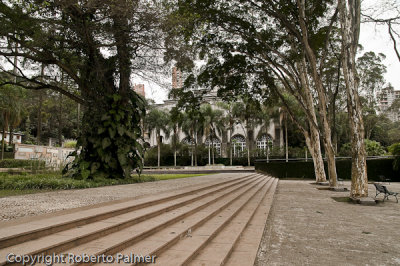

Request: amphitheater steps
left=0, top=175, right=260, bottom=266
left=62, top=175, right=264, bottom=266
left=152, top=177, right=273, bottom=266
left=0, top=173, right=278, bottom=266
left=0, top=173, right=251, bottom=249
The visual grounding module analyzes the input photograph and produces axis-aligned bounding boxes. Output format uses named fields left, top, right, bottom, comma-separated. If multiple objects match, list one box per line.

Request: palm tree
left=169, top=107, right=183, bottom=167
left=232, top=97, right=262, bottom=166
left=201, top=104, right=224, bottom=165
left=181, top=110, right=203, bottom=166
left=217, top=102, right=236, bottom=166
left=145, top=108, right=170, bottom=167
left=0, top=81, right=24, bottom=159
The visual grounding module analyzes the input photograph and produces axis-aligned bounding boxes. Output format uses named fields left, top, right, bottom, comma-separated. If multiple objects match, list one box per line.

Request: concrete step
left=53, top=175, right=265, bottom=266
left=189, top=178, right=278, bottom=266
left=98, top=176, right=271, bottom=266
left=0, top=174, right=259, bottom=266
left=153, top=177, right=274, bottom=266
left=0, top=173, right=255, bottom=249
left=225, top=178, right=278, bottom=266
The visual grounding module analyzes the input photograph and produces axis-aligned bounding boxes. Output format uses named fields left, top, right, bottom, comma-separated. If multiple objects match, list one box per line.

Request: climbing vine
left=63, top=92, right=145, bottom=180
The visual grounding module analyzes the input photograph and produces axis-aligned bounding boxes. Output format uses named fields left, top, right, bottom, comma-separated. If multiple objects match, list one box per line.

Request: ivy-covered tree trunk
left=65, top=93, right=144, bottom=179
left=339, top=0, right=368, bottom=197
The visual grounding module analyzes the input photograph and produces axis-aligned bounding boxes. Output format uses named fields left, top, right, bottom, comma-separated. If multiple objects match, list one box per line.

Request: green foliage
left=63, top=92, right=145, bottom=180
left=63, top=140, right=77, bottom=148
left=365, top=139, right=386, bottom=156
left=339, top=139, right=386, bottom=156
left=0, top=159, right=45, bottom=169
left=0, top=172, right=157, bottom=190
left=388, top=143, right=400, bottom=171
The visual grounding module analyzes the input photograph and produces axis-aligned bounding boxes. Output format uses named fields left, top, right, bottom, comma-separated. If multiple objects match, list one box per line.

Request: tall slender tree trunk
left=229, top=126, right=233, bottom=166
left=297, top=1, right=338, bottom=187
left=194, top=131, right=198, bottom=166
left=37, top=64, right=44, bottom=146
left=58, top=93, right=63, bottom=146
left=208, top=142, right=211, bottom=165
left=37, top=90, right=43, bottom=145
left=9, top=126, right=13, bottom=146
left=174, top=129, right=177, bottom=167
left=339, top=0, right=368, bottom=197
left=285, top=114, right=288, bottom=162
left=157, top=133, right=161, bottom=167
left=306, top=125, right=327, bottom=183
left=1, top=113, right=8, bottom=160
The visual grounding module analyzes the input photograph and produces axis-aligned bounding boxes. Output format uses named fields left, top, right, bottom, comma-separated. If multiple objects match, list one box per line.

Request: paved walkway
left=256, top=180, right=400, bottom=266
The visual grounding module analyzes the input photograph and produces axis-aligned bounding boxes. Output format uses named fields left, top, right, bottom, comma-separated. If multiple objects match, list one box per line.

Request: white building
left=145, top=68, right=284, bottom=158
left=0, top=132, right=23, bottom=144
left=377, top=86, right=400, bottom=122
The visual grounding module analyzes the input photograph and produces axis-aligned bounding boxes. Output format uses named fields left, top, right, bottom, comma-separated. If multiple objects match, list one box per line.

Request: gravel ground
left=256, top=180, right=400, bottom=266
left=0, top=173, right=248, bottom=221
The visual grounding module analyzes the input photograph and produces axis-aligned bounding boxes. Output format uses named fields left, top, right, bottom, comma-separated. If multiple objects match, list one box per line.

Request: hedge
left=0, top=159, right=46, bottom=169
left=255, top=158, right=400, bottom=182
left=1, top=152, right=14, bottom=159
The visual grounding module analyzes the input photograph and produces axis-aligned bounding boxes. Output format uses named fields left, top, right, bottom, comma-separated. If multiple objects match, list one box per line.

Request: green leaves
left=64, top=91, right=144, bottom=180
left=102, top=138, right=111, bottom=149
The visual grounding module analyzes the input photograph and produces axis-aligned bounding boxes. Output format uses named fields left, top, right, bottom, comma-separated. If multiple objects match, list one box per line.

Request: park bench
left=373, top=183, right=398, bottom=203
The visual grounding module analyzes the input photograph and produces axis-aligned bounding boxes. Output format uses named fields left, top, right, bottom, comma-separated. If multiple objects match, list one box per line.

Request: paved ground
left=256, top=180, right=400, bottom=266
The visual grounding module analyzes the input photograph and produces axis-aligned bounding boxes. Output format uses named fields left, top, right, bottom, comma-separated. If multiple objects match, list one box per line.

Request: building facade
left=0, top=132, right=23, bottom=144
left=144, top=68, right=284, bottom=158
left=377, top=86, right=400, bottom=122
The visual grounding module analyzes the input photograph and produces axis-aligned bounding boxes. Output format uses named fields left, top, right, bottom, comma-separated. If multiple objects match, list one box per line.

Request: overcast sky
left=360, top=20, right=400, bottom=91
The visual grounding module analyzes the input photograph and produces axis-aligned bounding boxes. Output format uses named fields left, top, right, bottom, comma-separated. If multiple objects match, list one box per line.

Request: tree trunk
left=1, top=114, right=7, bottom=160
left=9, top=126, right=13, bottom=146
left=194, top=132, right=198, bottom=166
left=305, top=127, right=327, bottom=183
left=339, top=0, right=368, bottom=198
left=37, top=90, right=43, bottom=145
left=229, top=126, right=233, bottom=166
left=174, top=130, right=177, bottom=167
left=58, top=92, right=63, bottom=147
left=285, top=114, right=288, bottom=162
left=208, top=143, right=211, bottom=165
left=297, top=0, right=338, bottom=187
left=157, top=133, right=161, bottom=167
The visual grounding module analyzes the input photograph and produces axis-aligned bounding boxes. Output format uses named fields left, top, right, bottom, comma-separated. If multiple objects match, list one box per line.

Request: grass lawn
left=0, top=172, right=209, bottom=198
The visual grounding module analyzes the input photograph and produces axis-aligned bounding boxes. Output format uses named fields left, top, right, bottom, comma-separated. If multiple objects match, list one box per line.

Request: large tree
left=168, top=0, right=342, bottom=184
left=0, top=1, right=165, bottom=179
left=146, top=107, right=170, bottom=167
left=338, top=0, right=368, bottom=197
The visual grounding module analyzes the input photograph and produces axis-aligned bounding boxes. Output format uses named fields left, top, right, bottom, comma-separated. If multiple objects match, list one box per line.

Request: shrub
left=339, top=139, right=386, bottom=156
left=365, top=139, right=386, bottom=156
left=63, top=140, right=77, bottom=148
